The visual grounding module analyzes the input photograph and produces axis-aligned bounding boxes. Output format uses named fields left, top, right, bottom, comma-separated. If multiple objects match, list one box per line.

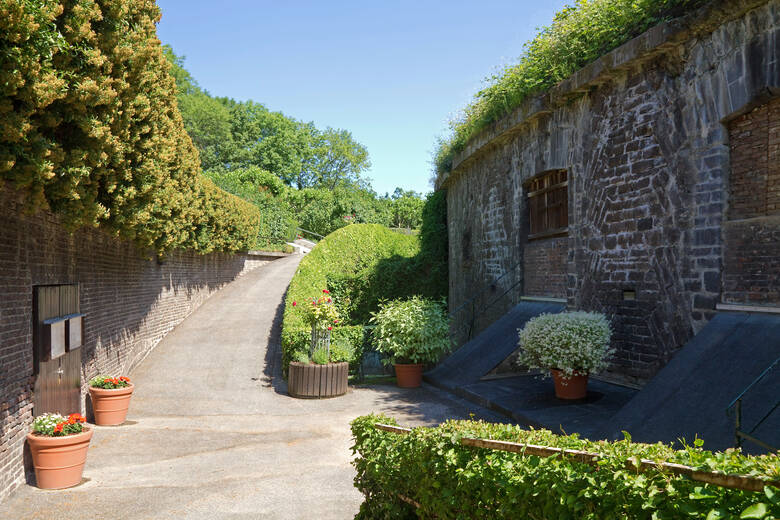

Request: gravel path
left=5, top=254, right=501, bottom=519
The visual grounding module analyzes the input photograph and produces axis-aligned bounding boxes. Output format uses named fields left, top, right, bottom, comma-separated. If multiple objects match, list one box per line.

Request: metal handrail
left=295, top=227, right=325, bottom=240
left=449, top=261, right=523, bottom=319
left=726, top=356, right=779, bottom=452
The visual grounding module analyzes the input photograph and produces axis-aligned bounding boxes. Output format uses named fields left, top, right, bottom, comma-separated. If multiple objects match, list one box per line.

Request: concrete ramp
left=425, top=301, right=565, bottom=391
left=602, top=311, right=780, bottom=453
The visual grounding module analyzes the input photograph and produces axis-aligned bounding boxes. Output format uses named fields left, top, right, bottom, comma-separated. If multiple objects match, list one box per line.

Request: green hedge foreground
left=1, top=0, right=260, bottom=253
left=351, top=414, right=780, bottom=520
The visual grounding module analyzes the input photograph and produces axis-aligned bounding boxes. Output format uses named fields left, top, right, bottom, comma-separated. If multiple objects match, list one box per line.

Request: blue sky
left=156, top=0, right=570, bottom=196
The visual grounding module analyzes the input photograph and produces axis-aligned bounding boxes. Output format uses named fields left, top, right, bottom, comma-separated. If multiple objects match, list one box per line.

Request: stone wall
left=0, top=185, right=279, bottom=503
left=442, top=0, right=780, bottom=385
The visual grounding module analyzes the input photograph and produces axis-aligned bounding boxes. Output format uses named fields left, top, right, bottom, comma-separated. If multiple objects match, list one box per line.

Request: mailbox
left=65, top=314, right=84, bottom=351
left=41, top=317, right=67, bottom=361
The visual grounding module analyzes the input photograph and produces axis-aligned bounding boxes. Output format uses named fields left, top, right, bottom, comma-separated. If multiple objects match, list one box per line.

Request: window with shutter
left=526, top=170, right=568, bottom=239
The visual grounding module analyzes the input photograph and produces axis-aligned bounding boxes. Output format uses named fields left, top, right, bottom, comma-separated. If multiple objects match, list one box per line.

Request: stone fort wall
left=441, top=0, right=780, bottom=385
left=0, top=185, right=278, bottom=503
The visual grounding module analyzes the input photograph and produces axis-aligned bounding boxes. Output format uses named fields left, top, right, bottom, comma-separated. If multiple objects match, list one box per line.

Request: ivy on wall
left=0, top=0, right=260, bottom=253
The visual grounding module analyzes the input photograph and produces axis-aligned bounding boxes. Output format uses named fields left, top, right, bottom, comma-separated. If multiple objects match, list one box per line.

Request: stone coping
left=437, top=0, right=770, bottom=189
left=246, top=250, right=292, bottom=258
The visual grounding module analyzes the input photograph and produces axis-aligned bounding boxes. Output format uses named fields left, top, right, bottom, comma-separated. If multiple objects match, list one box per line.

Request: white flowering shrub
left=516, top=312, right=613, bottom=378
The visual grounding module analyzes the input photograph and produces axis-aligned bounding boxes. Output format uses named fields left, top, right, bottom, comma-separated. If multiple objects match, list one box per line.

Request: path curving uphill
left=5, top=254, right=497, bottom=519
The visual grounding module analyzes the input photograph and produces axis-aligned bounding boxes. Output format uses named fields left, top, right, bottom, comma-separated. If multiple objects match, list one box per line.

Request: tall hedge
left=352, top=414, right=780, bottom=520
left=0, top=0, right=260, bottom=252
left=281, top=224, right=426, bottom=374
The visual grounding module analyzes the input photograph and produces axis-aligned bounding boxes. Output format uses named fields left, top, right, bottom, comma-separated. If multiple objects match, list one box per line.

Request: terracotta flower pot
left=551, top=369, right=588, bottom=399
left=89, top=384, right=134, bottom=425
left=394, top=363, right=423, bottom=388
left=27, top=428, right=93, bottom=489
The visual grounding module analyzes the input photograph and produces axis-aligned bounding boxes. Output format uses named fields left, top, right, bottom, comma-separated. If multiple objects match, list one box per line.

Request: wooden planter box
left=288, top=361, right=348, bottom=398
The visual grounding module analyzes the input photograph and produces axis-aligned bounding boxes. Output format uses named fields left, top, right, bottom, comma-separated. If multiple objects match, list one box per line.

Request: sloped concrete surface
left=602, top=311, right=780, bottom=452
left=425, top=301, right=565, bottom=391
left=4, top=255, right=501, bottom=519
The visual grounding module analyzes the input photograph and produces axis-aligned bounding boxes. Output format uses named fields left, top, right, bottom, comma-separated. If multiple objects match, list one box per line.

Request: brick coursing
left=0, top=185, right=274, bottom=503
left=445, top=0, right=780, bottom=386
left=523, top=237, right=568, bottom=299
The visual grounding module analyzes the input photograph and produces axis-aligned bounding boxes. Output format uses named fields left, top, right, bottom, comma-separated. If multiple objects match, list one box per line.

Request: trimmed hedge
left=351, top=414, right=780, bottom=520
left=281, top=224, right=421, bottom=375
left=0, top=0, right=260, bottom=253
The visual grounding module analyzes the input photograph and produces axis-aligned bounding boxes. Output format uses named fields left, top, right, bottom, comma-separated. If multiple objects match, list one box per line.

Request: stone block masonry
left=441, top=0, right=780, bottom=386
left=0, top=185, right=280, bottom=503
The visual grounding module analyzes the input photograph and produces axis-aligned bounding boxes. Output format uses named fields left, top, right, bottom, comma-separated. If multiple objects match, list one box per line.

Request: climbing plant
left=0, top=0, right=260, bottom=253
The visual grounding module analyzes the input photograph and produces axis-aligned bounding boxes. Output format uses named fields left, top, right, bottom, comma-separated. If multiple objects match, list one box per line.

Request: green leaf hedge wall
left=0, top=0, right=260, bottom=253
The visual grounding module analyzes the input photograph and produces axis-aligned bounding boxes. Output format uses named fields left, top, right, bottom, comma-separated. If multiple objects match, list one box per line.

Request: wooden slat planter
left=288, top=362, right=348, bottom=398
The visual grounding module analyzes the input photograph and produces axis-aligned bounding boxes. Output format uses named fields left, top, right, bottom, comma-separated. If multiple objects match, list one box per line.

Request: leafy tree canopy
left=164, top=47, right=371, bottom=190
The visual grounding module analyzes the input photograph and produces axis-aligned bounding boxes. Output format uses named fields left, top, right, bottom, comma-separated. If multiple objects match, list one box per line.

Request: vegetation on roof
left=433, top=0, right=708, bottom=180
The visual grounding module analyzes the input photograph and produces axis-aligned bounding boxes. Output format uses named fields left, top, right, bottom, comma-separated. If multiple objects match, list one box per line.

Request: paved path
left=6, top=255, right=501, bottom=519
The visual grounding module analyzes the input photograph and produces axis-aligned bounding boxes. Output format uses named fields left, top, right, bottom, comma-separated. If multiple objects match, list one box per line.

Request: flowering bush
left=370, top=297, right=450, bottom=365
left=89, top=376, right=131, bottom=389
left=32, top=413, right=86, bottom=437
left=293, top=289, right=340, bottom=332
left=516, top=311, right=613, bottom=378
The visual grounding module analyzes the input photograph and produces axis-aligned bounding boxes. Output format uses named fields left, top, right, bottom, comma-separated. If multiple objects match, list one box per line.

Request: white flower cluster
left=32, top=413, right=66, bottom=435
left=516, top=311, right=613, bottom=378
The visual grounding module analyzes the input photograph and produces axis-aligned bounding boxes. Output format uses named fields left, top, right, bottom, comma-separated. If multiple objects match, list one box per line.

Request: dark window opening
left=527, top=169, right=568, bottom=239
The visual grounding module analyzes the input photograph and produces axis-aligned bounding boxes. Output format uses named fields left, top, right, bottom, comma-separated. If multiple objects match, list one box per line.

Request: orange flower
left=119, top=376, right=130, bottom=382
left=53, top=423, right=63, bottom=433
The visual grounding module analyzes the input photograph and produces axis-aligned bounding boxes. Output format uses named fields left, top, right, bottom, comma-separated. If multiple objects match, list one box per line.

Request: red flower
left=292, top=301, right=297, bottom=307
left=327, top=326, right=332, bottom=331
left=54, top=423, right=64, bottom=434
left=327, top=298, right=332, bottom=303
left=333, top=320, right=339, bottom=324
left=322, top=289, right=329, bottom=294
left=119, top=376, right=130, bottom=382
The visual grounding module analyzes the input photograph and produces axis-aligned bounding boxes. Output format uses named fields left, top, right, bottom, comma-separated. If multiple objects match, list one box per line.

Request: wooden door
left=33, top=285, right=82, bottom=416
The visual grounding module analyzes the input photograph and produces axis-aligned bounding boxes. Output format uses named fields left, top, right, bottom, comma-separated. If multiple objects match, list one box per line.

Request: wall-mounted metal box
left=41, top=317, right=67, bottom=361
left=65, top=313, right=84, bottom=351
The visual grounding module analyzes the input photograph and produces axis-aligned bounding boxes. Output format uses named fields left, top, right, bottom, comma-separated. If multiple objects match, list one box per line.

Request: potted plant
left=88, top=375, right=134, bottom=425
left=516, top=311, right=613, bottom=399
left=27, top=413, right=91, bottom=489
left=370, top=297, right=450, bottom=388
left=287, top=290, right=349, bottom=398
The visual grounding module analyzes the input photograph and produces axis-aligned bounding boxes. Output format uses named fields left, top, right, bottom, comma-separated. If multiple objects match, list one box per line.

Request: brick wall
left=523, top=237, right=568, bottom=299
left=0, top=185, right=277, bottom=503
left=723, top=98, right=780, bottom=305
left=443, top=0, right=779, bottom=385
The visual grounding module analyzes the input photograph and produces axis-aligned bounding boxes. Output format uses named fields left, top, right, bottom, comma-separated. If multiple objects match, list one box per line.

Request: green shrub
left=0, top=0, right=260, bottom=253
left=434, top=0, right=708, bottom=177
left=311, top=348, right=329, bottom=365
left=351, top=414, right=780, bottom=520
left=369, top=297, right=450, bottom=365
left=282, top=224, right=420, bottom=373
left=517, top=311, right=614, bottom=378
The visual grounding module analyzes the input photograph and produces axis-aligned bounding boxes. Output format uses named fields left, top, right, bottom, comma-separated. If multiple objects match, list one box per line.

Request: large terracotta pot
left=551, top=369, right=588, bottom=400
left=27, top=428, right=93, bottom=489
left=89, top=384, right=134, bottom=425
left=394, top=363, right=423, bottom=388
left=288, top=362, right=348, bottom=398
